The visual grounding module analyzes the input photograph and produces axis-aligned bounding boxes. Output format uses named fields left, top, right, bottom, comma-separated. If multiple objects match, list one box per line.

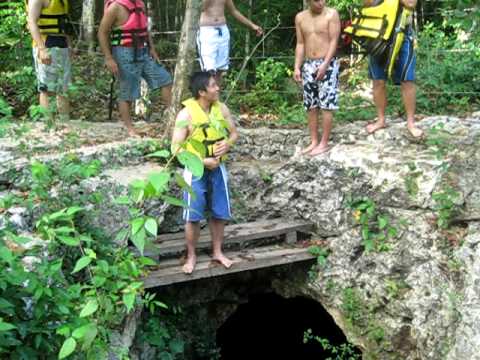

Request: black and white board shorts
left=301, top=57, right=340, bottom=111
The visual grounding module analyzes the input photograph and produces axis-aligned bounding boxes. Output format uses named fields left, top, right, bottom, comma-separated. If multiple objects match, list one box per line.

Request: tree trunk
left=81, top=0, right=96, bottom=54
left=303, top=0, right=308, bottom=10
left=164, top=0, right=202, bottom=136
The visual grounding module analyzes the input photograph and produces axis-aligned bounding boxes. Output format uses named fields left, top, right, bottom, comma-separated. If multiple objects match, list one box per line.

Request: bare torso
left=200, top=0, right=227, bottom=26
left=297, top=8, right=336, bottom=59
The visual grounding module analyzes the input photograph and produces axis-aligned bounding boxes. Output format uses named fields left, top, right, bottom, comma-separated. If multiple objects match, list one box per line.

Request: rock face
left=1, top=114, right=479, bottom=359
left=228, top=115, right=480, bottom=360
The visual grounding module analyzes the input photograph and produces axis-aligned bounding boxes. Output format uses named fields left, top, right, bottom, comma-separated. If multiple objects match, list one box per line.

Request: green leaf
left=161, top=195, right=187, bottom=208
left=169, top=338, right=185, bottom=354
left=0, top=320, right=16, bottom=332
left=72, top=256, right=92, bottom=274
left=54, top=227, right=75, bottom=235
left=361, top=226, right=369, bottom=241
left=148, top=171, right=171, bottom=193
left=58, top=337, right=76, bottom=359
left=174, top=173, right=196, bottom=199
left=177, top=151, right=204, bottom=178
left=131, top=218, right=145, bottom=235
left=131, top=228, right=146, bottom=256
left=123, top=292, right=136, bottom=313
left=114, top=196, right=131, bottom=205
left=139, top=257, right=157, bottom=266
left=144, top=218, right=158, bottom=237
left=175, top=119, right=189, bottom=128
left=0, top=247, right=14, bottom=264
left=378, top=216, right=388, bottom=230
left=146, top=150, right=170, bottom=158
left=57, top=236, right=80, bottom=246
left=79, top=300, right=98, bottom=318
left=66, top=206, right=83, bottom=216
left=72, top=324, right=94, bottom=340
left=187, top=139, right=206, bottom=158
left=92, top=276, right=107, bottom=287
left=80, top=324, right=98, bottom=350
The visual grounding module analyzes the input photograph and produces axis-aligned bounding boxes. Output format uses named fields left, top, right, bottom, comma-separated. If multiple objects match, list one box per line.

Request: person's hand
left=150, top=49, right=160, bottom=63
left=105, top=57, right=119, bottom=75
left=293, top=68, right=302, bottom=83
left=38, top=48, right=52, bottom=65
left=213, top=140, right=230, bottom=158
left=203, top=157, right=220, bottom=170
left=252, top=24, right=263, bottom=36
left=315, top=62, right=328, bottom=81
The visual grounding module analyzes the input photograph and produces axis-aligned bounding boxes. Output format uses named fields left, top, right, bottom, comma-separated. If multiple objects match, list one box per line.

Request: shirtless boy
left=198, top=0, right=263, bottom=76
left=294, top=0, right=341, bottom=156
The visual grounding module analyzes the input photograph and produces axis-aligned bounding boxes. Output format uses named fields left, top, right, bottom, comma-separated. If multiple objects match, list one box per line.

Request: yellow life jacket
left=26, top=0, right=70, bottom=45
left=384, top=7, right=413, bottom=78
left=344, top=0, right=413, bottom=78
left=344, top=0, right=399, bottom=42
left=183, top=98, right=229, bottom=160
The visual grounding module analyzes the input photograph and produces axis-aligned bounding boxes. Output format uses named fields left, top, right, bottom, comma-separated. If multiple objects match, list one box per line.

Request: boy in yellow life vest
left=27, top=0, right=72, bottom=119
left=364, top=0, right=423, bottom=138
left=171, top=71, right=239, bottom=274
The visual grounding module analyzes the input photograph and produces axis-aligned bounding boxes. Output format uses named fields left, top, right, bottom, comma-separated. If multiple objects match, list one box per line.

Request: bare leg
left=56, top=95, right=70, bottom=120
left=401, top=81, right=423, bottom=137
left=302, top=108, right=319, bottom=154
left=209, top=218, right=232, bottom=269
left=118, top=100, right=138, bottom=136
left=310, top=110, right=333, bottom=155
left=183, top=221, right=200, bottom=274
left=161, top=85, right=172, bottom=107
left=39, top=91, right=50, bottom=109
left=366, top=80, right=387, bottom=134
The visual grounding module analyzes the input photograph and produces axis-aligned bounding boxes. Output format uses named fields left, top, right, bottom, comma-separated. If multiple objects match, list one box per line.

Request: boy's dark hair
left=189, top=71, right=216, bottom=99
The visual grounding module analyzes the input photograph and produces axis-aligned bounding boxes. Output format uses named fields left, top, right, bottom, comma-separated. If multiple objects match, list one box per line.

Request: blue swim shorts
left=368, top=32, right=416, bottom=85
left=112, top=46, right=172, bottom=101
left=182, top=163, right=232, bottom=222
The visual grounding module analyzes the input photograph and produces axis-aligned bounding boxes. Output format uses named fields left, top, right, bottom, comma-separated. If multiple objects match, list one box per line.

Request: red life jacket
left=104, top=0, right=148, bottom=47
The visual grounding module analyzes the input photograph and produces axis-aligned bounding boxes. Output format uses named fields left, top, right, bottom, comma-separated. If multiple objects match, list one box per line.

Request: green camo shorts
left=33, top=47, right=72, bottom=94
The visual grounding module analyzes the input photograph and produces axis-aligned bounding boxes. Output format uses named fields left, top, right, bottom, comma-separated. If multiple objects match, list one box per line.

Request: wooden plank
left=143, top=244, right=315, bottom=288
left=154, top=219, right=313, bottom=257
left=157, top=218, right=312, bottom=242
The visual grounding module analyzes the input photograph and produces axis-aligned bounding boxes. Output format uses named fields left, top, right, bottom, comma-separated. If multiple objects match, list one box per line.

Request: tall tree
left=164, top=0, right=202, bottom=136
left=80, top=0, right=96, bottom=53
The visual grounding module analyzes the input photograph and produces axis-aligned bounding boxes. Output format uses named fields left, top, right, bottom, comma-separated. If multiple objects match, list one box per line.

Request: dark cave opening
left=216, top=292, right=362, bottom=359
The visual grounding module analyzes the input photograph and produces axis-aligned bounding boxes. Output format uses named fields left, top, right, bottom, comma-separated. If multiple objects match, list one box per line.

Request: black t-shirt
left=45, top=35, right=68, bottom=48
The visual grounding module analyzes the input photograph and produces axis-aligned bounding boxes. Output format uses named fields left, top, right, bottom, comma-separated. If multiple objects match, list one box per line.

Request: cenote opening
left=216, top=292, right=362, bottom=359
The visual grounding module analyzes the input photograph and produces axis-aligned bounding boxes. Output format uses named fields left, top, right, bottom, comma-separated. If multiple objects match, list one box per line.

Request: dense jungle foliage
left=0, top=0, right=479, bottom=359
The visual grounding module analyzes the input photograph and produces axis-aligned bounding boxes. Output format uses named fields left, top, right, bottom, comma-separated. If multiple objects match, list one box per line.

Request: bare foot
left=309, top=144, right=330, bottom=156
left=126, top=128, right=141, bottom=138
left=407, top=125, right=424, bottom=138
left=301, top=143, right=318, bottom=155
left=182, top=256, right=196, bottom=274
left=212, top=254, right=233, bottom=269
left=366, top=121, right=387, bottom=134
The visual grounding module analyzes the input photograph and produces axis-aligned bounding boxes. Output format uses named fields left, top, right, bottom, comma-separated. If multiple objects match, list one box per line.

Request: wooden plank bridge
left=143, top=219, right=316, bottom=288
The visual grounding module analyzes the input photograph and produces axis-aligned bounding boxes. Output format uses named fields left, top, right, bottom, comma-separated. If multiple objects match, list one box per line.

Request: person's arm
left=98, top=4, right=119, bottom=75
left=225, top=0, right=263, bottom=36
left=400, top=0, right=417, bottom=10
left=171, top=109, right=190, bottom=154
left=315, top=9, right=340, bottom=81
left=27, top=0, right=51, bottom=65
left=293, top=13, right=304, bottom=83
left=213, top=103, right=239, bottom=158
